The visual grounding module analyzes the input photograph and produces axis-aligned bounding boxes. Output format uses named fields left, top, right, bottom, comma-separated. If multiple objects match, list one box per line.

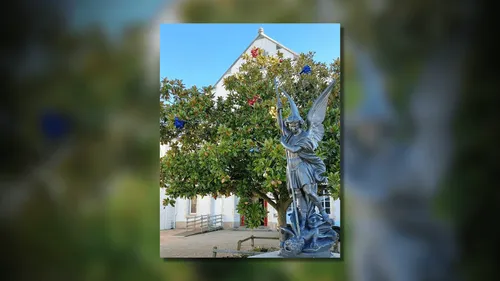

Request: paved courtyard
left=160, top=229, right=280, bottom=258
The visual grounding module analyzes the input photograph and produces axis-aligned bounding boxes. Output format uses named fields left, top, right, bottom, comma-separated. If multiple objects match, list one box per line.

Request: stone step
left=248, top=251, right=340, bottom=258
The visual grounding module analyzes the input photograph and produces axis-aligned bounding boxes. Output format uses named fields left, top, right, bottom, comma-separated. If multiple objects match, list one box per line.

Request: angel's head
left=285, top=115, right=304, bottom=135
left=280, top=89, right=304, bottom=134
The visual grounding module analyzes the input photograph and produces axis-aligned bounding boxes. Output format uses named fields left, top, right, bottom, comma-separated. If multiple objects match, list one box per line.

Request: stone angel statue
left=274, top=79, right=337, bottom=257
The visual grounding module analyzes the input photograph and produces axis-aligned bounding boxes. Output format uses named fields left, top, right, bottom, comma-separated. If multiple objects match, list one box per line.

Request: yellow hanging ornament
left=269, top=106, right=277, bottom=119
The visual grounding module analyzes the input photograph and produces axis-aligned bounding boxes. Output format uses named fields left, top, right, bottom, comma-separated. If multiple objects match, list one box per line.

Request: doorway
left=239, top=198, right=268, bottom=227
left=258, top=198, right=268, bottom=226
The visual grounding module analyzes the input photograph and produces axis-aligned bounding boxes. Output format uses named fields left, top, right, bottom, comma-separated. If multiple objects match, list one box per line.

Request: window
left=276, top=45, right=282, bottom=50
left=320, top=190, right=331, bottom=215
left=189, top=196, right=197, bottom=214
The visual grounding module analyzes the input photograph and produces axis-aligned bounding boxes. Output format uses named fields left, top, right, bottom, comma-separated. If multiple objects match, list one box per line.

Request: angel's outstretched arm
left=277, top=110, right=290, bottom=136
left=274, top=79, right=290, bottom=136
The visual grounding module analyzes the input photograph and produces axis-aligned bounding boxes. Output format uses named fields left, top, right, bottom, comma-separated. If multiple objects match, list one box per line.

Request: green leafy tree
left=236, top=198, right=268, bottom=229
left=160, top=50, right=340, bottom=233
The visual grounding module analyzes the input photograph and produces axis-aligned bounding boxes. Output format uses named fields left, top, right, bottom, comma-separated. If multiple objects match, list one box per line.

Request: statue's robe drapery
left=286, top=130, right=327, bottom=191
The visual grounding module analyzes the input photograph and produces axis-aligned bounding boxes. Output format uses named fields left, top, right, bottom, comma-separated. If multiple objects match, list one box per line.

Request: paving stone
left=160, top=229, right=280, bottom=258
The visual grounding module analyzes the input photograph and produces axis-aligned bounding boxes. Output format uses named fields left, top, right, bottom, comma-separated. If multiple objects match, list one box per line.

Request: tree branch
left=272, top=191, right=280, bottom=202
left=254, top=189, right=277, bottom=210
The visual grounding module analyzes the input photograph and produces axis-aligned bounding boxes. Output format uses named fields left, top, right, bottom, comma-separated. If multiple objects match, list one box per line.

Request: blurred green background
left=2, top=0, right=497, bottom=281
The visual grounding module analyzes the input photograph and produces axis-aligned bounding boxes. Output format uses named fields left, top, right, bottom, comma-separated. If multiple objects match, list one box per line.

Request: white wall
left=197, top=196, right=211, bottom=216
left=160, top=144, right=169, bottom=157
left=160, top=188, right=175, bottom=229
left=171, top=195, right=240, bottom=226
left=214, top=196, right=223, bottom=216
left=175, top=198, right=189, bottom=222
left=165, top=181, right=340, bottom=228
left=232, top=195, right=240, bottom=225
left=217, top=195, right=239, bottom=226
left=169, top=192, right=341, bottom=227
left=333, top=199, right=341, bottom=222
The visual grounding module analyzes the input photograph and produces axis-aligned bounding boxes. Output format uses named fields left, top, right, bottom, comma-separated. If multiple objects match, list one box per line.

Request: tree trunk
left=276, top=203, right=289, bottom=243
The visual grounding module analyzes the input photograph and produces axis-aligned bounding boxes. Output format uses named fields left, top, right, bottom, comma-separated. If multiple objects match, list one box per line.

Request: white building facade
left=160, top=28, right=341, bottom=230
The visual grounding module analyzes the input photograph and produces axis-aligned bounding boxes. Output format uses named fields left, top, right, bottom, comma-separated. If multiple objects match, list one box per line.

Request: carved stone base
left=248, top=251, right=340, bottom=258
left=279, top=250, right=332, bottom=258
left=279, top=243, right=334, bottom=258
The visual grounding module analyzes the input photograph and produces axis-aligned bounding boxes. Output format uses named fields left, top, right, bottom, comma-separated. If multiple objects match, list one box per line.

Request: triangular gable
left=213, top=28, right=298, bottom=88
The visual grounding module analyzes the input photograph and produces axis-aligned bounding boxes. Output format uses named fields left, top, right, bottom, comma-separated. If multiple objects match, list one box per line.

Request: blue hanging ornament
left=40, top=109, right=70, bottom=141
left=300, top=65, right=312, bottom=74
left=174, top=117, right=186, bottom=129
left=249, top=147, right=260, bottom=153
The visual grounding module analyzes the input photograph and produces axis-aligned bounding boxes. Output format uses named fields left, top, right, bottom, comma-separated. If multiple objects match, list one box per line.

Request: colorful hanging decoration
left=174, top=117, right=186, bottom=129
left=40, top=109, right=70, bottom=141
left=300, top=65, right=312, bottom=74
left=269, top=106, right=278, bottom=119
left=249, top=147, right=260, bottom=153
left=247, top=95, right=260, bottom=106
left=251, top=47, right=260, bottom=58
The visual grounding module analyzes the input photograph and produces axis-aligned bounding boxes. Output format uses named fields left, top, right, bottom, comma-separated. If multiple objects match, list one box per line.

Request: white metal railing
left=186, top=214, right=223, bottom=233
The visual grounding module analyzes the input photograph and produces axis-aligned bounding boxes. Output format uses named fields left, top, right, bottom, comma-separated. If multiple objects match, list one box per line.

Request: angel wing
left=306, top=80, right=336, bottom=148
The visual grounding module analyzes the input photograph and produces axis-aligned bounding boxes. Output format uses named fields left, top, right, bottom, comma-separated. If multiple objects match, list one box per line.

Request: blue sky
left=160, top=24, right=340, bottom=88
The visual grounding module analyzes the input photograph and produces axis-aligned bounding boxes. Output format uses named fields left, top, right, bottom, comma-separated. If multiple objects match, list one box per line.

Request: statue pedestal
left=248, top=251, right=340, bottom=258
